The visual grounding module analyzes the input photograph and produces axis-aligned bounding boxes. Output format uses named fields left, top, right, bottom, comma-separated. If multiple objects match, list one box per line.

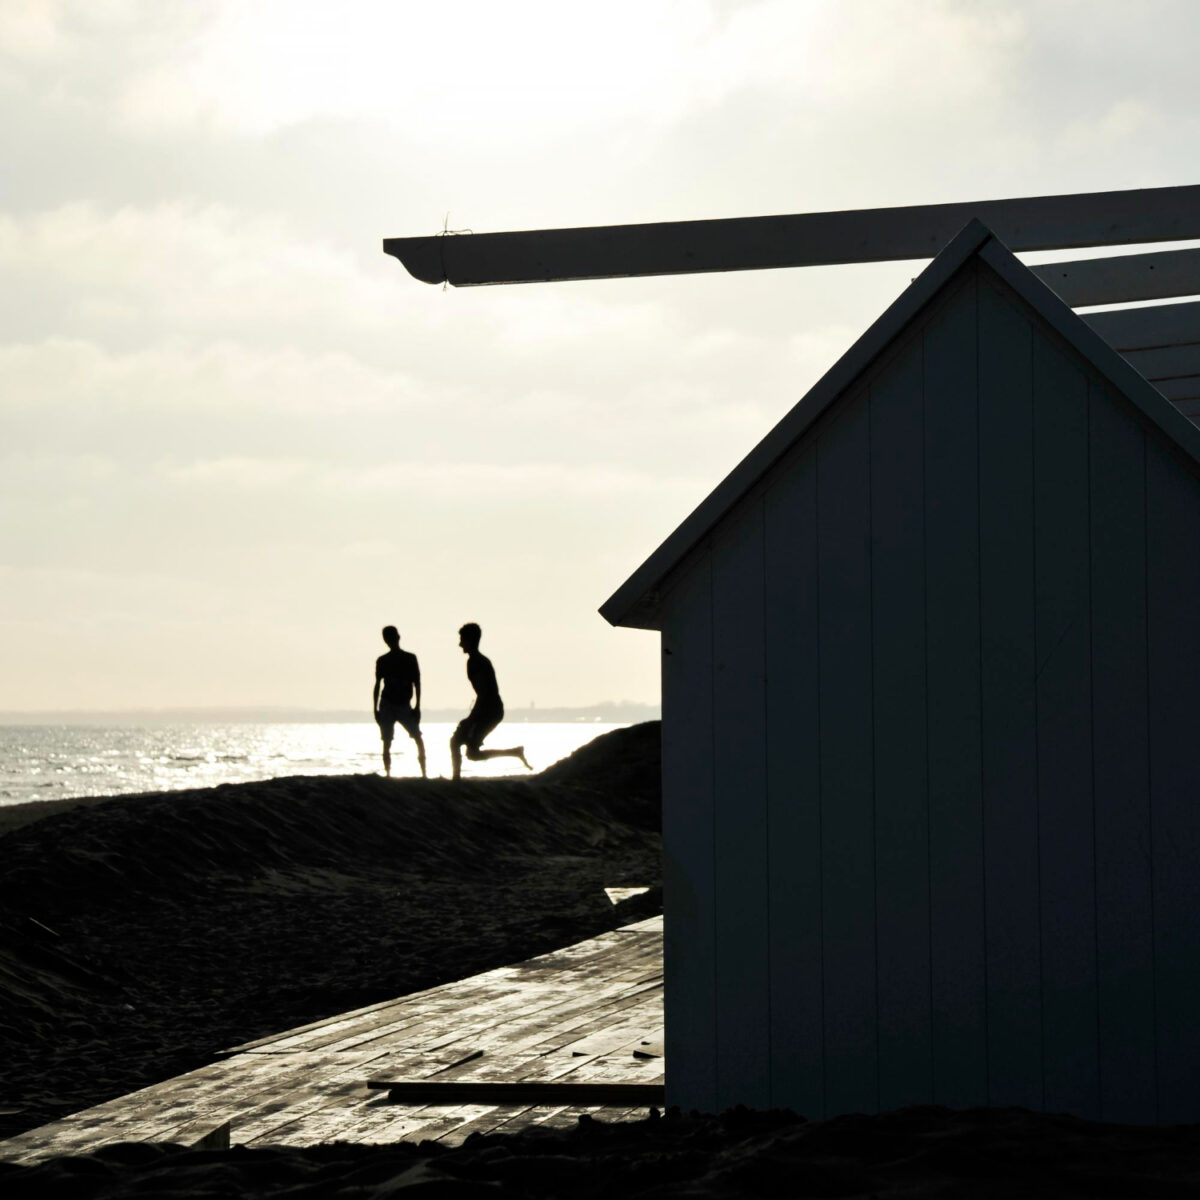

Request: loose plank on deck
left=371, top=1082, right=665, bottom=1105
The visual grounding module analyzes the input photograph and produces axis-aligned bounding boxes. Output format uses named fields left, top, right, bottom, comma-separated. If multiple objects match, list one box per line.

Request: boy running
left=450, top=623, right=531, bottom=780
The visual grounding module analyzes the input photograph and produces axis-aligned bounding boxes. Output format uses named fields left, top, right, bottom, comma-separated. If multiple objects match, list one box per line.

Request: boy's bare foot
left=517, top=747, right=532, bottom=771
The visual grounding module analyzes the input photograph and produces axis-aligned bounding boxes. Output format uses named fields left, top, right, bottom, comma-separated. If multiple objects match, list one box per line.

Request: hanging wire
left=436, top=213, right=474, bottom=290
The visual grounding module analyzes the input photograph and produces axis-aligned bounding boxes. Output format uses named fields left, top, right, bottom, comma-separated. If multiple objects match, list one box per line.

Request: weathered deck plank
left=0, top=915, right=663, bottom=1164
left=246, top=934, right=661, bottom=1059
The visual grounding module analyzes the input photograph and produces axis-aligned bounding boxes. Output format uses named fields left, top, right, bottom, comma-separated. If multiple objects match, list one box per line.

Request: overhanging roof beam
left=1083, top=300, right=1200, bottom=351
left=383, top=184, right=1200, bottom=287
left=1121, top=342, right=1200, bottom=380
left=1154, top=375, right=1200, bottom=401
left=1032, top=247, right=1200, bottom=307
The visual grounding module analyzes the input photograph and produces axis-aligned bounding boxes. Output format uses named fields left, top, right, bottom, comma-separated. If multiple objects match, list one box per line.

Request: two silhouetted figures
left=373, top=623, right=531, bottom=780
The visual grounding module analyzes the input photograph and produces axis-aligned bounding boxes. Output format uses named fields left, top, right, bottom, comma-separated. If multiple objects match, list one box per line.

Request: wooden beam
left=1154, top=375, right=1200, bottom=401
left=1083, top=300, right=1200, bottom=351
left=383, top=184, right=1200, bottom=286
left=368, top=1080, right=664, bottom=1105
left=1032, top=248, right=1200, bottom=307
left=1122, top=343, right=1200, bottom=380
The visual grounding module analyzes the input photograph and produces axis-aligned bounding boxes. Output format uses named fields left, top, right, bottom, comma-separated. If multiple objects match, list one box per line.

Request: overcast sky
left=3, top=0, right=1198, bottom=713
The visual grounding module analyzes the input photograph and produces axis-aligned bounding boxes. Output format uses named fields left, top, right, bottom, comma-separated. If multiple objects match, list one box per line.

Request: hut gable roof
left=601, top=219, right=1200, bottom=630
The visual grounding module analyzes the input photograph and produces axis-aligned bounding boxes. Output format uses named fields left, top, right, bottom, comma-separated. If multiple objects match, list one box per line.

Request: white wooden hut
left=385, top=187, right=1200, bottom=1125
left=599, top=220, right=1200, bottom=1125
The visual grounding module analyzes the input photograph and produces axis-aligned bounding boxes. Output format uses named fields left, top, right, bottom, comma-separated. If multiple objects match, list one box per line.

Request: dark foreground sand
left=0, top=724, right=662, bottom=1142
left=3, top=1103, right=1200, bottom=1198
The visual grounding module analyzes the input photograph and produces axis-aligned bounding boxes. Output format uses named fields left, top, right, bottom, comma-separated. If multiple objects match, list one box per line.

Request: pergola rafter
left=383, top=182, right=1200, bottom=416
left=384, top=184, right=1200, bottom=293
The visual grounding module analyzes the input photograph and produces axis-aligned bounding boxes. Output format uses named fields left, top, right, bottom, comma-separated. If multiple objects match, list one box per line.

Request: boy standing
left=373, top=626, right=426, bottom=778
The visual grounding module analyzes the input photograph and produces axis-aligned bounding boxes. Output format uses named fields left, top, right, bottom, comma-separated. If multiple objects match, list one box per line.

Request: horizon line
left=0, top=701, right=661, bottom=722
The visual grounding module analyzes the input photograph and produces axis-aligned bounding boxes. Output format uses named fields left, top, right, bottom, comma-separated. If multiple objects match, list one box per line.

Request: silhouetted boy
left=374, top=625, right=426, bottom=778
left=450, top=623, right=531, bottom=781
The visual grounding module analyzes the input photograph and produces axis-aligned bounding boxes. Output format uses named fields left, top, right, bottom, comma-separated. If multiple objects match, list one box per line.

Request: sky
left=3, top=0, right=1199, bottom=714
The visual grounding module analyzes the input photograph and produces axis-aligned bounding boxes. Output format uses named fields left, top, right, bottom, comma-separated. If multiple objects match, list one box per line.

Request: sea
left=0, top=722, right=626, bottom=808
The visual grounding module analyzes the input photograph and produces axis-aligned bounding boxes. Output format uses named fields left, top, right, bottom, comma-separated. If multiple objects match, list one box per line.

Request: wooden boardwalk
left=0, top=915, right=662, bottom=1164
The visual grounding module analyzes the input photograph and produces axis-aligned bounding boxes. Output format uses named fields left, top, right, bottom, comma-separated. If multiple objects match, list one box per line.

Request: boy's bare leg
left=412, top=732, right=427, bottom=779
left=450, top=736, right=463, bottom=781
left=381, top=735, right=393, bottom=777
left=466, top=746, right=532, bottom=770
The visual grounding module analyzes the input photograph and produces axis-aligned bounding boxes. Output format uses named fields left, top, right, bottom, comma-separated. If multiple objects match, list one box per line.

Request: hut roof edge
left=599, top=219, right=993, bottom=629
left=601, top=220, right=1200, bottom=630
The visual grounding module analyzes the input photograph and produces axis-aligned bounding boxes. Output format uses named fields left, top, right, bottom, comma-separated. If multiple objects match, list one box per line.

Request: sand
left=0, top=723, right=661, bottom=1142
left=2, top=1103, right=1200, bottom=1197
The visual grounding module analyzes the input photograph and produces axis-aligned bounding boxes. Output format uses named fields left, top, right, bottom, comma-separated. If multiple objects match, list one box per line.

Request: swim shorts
left=378, top=701, right=421, bottom=740
left=453, top=704, right=502, bottom=752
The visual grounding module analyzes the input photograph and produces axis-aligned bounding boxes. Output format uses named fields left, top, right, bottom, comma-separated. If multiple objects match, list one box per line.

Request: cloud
left=160, top=456, right=310, bottom=490
left=112, top=1, right=714, bottom=140
left=0, top=240, right=867, bottom=480
left=0, top=451, right=118, bottom=486
left=341, top=538, right=393, bottom=558
left=0, top=0, right=60, bottom=59
left=2, top=1, right=1032, bottom=147
left=800, top=0, right=1025, bottom=107
left=0, top=337, right=439, bottom=417
left=156, top=454, right=700, bottom=503
left=0, top=558, right=249, bottom=634
left=1055, top=98, right=1165, bottom=160
left=0, top=202, right=406, bottom=338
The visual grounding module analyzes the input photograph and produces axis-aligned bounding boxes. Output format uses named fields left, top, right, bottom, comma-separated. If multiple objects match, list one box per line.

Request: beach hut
left=598, top=221, right=1200, bottom=1125
left=384, top=186, right=1200, bottom=1125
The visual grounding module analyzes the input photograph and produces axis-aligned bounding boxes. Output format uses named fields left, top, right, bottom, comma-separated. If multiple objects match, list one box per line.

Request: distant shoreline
left=0, top=704, right=660, bottom=726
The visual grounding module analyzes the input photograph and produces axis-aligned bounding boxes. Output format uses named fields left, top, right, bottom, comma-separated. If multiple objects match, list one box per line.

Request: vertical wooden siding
left=763, top=446, right=823, bottom=1114
left=923, top=284, right=987, bottom=1109
left=1146, top=434, right=1200, bottom=1124
left=710, top=510, right=770, bottom=1108
left=660, top=557, right=717, bottom=1111
left=1032, top=327, right=1099, bottom=1118
left=816, top=389, right=878, bottom=1116
left=978, top=277, right=1043, bottom=1110
left=660, top=258, right=1200, bottom=1122
left=870, top=336, right=933, bottom=1111
left=1089, top=387, right=1156, bottom=1122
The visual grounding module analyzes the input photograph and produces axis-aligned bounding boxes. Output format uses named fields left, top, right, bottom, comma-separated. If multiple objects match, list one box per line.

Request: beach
left=0, top=723, right=662, bottom=1143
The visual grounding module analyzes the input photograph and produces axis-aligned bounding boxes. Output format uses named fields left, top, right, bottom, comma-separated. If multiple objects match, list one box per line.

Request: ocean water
left=0, top=722, right=626, bottom=808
